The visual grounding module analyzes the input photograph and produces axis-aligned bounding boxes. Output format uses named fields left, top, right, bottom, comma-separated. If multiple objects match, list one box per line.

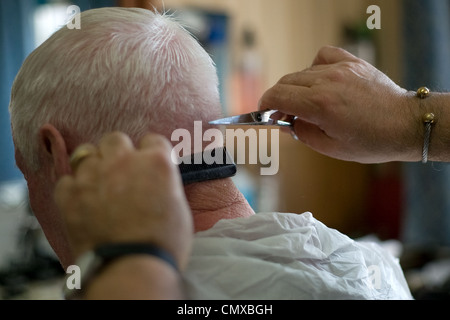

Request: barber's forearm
left=84, top=256, right=185, bottom=300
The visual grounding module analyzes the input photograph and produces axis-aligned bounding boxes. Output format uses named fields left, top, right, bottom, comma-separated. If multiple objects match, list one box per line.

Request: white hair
left=9, top=7, right=221, bottom=172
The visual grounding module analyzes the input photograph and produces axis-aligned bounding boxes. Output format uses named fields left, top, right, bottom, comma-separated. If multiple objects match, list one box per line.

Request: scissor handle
left=259, top=110, right=294, bottom=127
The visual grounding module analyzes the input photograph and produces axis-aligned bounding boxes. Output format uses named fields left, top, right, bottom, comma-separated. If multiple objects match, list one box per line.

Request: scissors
left=209, top=110, right=294, bottom=127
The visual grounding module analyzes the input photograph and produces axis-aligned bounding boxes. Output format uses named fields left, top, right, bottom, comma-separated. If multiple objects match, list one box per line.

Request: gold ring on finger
left=69, top=144, right=98, bottom=173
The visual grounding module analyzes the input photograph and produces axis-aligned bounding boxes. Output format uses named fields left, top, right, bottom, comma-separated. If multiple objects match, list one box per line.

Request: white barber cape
left=182, top=212, right=413, bottom=300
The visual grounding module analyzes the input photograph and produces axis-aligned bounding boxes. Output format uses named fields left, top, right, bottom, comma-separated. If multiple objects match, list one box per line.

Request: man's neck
left=184, top=178, right=255, bottom=232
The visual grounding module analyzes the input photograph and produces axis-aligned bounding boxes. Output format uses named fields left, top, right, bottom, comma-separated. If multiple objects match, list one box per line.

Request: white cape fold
left=183, top=212, right=413, bottom=300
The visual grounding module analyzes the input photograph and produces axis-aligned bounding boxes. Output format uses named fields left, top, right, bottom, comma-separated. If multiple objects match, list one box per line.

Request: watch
left=63, top=243, right=178, bottom=300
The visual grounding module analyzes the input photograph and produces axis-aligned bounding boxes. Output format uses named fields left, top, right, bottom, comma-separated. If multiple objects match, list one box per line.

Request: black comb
left=178, top=147, right=237, bottom=185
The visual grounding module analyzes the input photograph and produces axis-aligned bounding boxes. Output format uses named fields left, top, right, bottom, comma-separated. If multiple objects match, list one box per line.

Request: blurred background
left=0, top=0, right=449, bottom=299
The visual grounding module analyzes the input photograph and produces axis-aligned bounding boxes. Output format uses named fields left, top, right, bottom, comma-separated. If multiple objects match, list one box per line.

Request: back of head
left=9, top=7, right=222, bottom=172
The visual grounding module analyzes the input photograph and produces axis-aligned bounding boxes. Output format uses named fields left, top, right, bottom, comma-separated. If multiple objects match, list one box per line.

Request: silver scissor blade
left=208, top=115, right=242, bottom=125
left=208, top=113, right=258, bottom=125
left=209, top=110, right=278, bottom=126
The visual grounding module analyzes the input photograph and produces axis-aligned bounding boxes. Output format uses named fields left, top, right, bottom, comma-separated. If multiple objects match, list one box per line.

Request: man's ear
left=39, top=124, right=71, bottom=181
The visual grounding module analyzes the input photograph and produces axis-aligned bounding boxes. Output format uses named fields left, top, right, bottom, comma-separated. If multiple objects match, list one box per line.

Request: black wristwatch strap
left=63, top=243, right=178, bottom=299
left=96, top=243, right=178, bottom=272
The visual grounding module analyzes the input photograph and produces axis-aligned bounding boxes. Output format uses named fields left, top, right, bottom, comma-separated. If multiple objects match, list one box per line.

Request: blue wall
left=0, top=0, right=36, bottom=182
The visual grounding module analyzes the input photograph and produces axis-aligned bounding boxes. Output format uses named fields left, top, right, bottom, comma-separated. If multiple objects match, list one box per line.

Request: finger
left=258, top=67, right=332, bottom=112
left=138, top=133, right=172, bottom=152
left=275, top=69, right=327, bottom=87
left=139, top=134, right=182, bottom=183
left=98, top=131, right=135, bottom=160
left=139, top=134, right=177, bottom=174
left=269, top=111, right=295, bottom=123
left=74, top=155, right=102, bottom=184
left=69, top=143, right=99, bottom=174
left=259, top=83, right=321, bottom=124
left=291, top=118, right=337, bottom=155
left=54, top=175, right=76, bottom=210
left=312, top=46, right=358, bottom=66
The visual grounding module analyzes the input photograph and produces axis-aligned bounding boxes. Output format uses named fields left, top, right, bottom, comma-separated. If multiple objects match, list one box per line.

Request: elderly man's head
left=8, top=7, right=223, bottom=267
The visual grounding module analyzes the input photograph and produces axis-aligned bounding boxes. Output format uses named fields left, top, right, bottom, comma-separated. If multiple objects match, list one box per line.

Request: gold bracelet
left=416, top=87, right=435, bottom=164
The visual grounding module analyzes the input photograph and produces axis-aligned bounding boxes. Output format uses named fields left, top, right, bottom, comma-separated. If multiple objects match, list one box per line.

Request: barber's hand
left=260, top=46, right=421, bottom=163
left=54, top=132, right=193, bottom=271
